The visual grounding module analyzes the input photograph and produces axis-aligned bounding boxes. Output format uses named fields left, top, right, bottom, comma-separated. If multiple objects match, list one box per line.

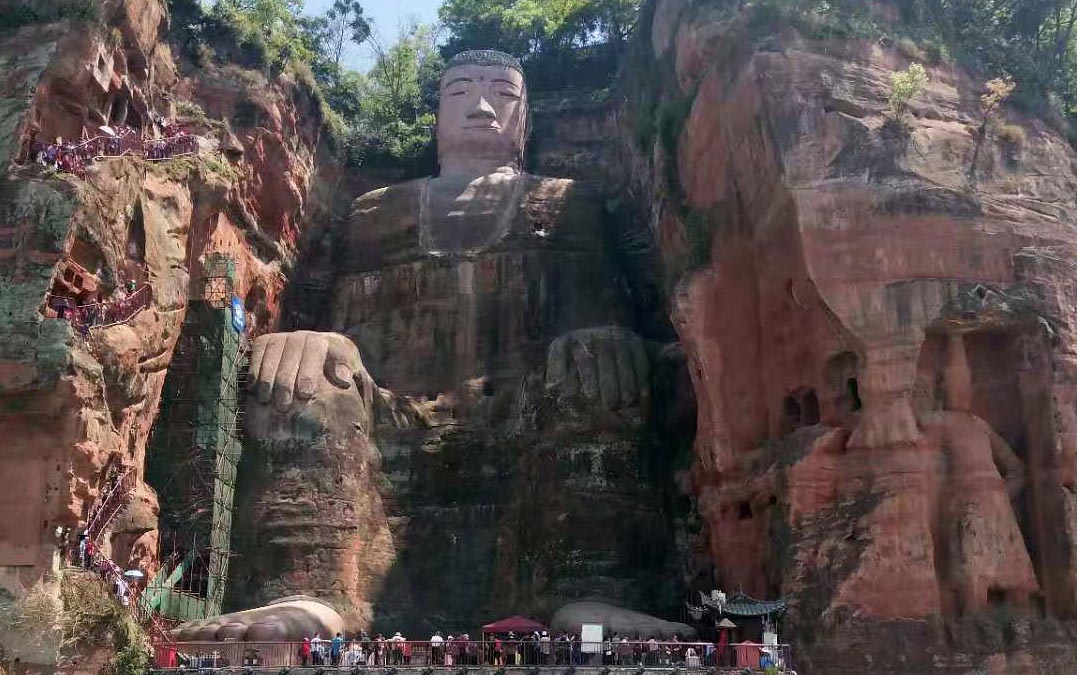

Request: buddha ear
left=519, top=91, right=531, bottom=170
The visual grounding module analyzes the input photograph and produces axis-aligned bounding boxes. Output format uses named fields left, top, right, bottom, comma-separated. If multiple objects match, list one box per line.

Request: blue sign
left=230, top=296, right=246, bottom=333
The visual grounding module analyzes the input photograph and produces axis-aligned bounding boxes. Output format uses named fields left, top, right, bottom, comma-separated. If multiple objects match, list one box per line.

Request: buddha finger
left=272, top=332, right=308, bottom=411
left=295, top=332, right=329, bottom=400
left=571, top=334, right=599, bottom=401
left=630, top=334, right=650, bottom=398
left=325, top=334, right=362, bottom=389
left=612, top=329, right=638, bottom=408
left=545, top=334, right=572, bottom=393
left=594, top=332, right=620, bottom=411
left=249, top=335, right=268, bottom=389
left=256, top=336, right=286, bottom=405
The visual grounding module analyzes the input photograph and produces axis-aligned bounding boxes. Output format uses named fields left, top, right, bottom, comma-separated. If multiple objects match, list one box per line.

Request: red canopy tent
left=482, top=615, right=547, bottom=635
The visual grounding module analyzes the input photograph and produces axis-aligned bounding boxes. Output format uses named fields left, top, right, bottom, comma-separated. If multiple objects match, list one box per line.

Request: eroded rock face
left=0, top=0, right=334, bottom=664
left=550, top=601, right=696, bottom=640
left=625, top=2, right=1075, bottom=672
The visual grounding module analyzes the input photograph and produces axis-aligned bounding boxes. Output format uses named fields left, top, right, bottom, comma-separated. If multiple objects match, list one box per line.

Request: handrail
left=85, top=466, right=136, bottom=542
left=88, top=551, right=174, bottom=646
left=26, top=129, right=200, bottom=176
left=153, top=639, right=795, bottom=670
left=47, top=284, right=152, bottom=332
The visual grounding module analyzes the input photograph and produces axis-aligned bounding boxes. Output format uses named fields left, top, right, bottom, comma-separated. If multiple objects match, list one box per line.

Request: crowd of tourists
left=277, top=631, right=719, bottom=669
left=49, top=280, right=151, bottom=336
left=23, top=119, right=198, bottom=177
left=75, top=532, right=134, bottom=607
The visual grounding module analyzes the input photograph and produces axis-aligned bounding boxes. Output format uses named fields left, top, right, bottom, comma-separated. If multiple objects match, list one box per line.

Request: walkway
left=154, top=640, right=793, bottom=672
left=75, top=466, right=176, bottom=648
left=26, top=130, right=199, bottom=177
left=47, top=284, right=152, bottom=335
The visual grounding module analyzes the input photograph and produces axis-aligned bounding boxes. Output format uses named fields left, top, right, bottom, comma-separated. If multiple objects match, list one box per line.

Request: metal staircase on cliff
left=76, top=471, right=175, bottom=649
left=144, top=254, right=248, bottom=623
left=84, top=466, right=136, bottom=543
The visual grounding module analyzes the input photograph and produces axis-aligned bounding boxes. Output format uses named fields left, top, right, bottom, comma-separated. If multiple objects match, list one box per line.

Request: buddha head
left=437, top=49, right=528, bottom=176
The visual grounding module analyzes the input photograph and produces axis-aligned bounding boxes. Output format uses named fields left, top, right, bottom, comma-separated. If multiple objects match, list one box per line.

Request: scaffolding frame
left=145, top=254, right=247, bottom=621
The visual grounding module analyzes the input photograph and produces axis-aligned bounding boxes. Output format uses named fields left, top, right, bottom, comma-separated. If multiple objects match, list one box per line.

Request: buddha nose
left=467, top=95, right=497, bottom=119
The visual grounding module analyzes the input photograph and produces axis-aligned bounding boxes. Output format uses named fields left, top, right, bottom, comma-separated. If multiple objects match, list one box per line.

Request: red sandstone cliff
left=625, top=1, right=1076, bottom=672
left=0, top=0, right=335, bottom=666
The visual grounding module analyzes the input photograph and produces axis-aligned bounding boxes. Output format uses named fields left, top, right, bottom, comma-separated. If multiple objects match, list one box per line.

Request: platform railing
left=153, top=640, right=794, bottom=671
left=46, top=284, right=152, bottom=333
left=26, top=131, right=200, bottom=176
left=84, top=466, right=137, bottom=542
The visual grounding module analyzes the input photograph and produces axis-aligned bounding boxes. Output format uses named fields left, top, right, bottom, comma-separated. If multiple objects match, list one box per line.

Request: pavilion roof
left=721, top=593, right=787, bottom=618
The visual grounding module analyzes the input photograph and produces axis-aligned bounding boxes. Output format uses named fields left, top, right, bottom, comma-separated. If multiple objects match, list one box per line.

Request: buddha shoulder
left=349, top=178, right=425, bottom=227
left=508, top=173, right=604, bottom=244
left=341, top=179, right=425, bottom=270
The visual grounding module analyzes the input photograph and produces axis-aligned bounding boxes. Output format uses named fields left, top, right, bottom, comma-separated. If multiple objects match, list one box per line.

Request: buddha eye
left=497, top=91, right=520, bottom=100
left=449, top=90, right=467, bottom=97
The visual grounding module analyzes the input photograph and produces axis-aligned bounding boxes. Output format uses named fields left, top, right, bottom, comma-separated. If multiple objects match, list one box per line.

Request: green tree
left=335, top=22, right=442, bottom=173
left=325, top=0, right=371, bottom=72
left=362, top=23, right=443, bottom=127
left=438, top=0, right=641, bottom=91
left=200, top=0, right=313, bottom=71
left=898, top=0, right=1075, bottom=136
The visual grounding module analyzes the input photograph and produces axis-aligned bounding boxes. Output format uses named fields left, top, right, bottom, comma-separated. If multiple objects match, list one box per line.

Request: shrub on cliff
left=737, top=0, right=1076, bottom=141
left=1, top=573, right=141, bottom=665
left=888, top=63, right=929, bottom=119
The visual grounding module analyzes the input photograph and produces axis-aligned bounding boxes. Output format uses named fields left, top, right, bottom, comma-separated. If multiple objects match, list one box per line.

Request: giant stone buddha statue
left=230, top=50, right=688, bottom=633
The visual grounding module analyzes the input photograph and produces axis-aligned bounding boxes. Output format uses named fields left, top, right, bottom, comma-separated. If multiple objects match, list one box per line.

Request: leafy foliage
left=340, top=23, right=443, bottom=174
left=980, top=76, right=1016, bottom=118
left=899, top=0, right=1075, bottom=127
left=325, top=0, right=371, bottom=72
left=888, top=63, right=929, bottom=119
left=438, top=0, right=642, bottom=91
left=168, top=0, right=313, bottom=73
left=0, top=0, right=99, bottom=30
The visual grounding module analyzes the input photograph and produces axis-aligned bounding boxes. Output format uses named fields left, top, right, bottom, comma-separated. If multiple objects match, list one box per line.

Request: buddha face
left=436, top=63, right=528, bottom=172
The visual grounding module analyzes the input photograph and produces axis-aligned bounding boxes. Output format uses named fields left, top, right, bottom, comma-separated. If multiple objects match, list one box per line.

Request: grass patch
left=995, top=123, right=1026, bottom=146
left=175, top=100, right=210, bottom=127
left=896, top=37, right=927, bottom=62
left=199, top=152, right=240, bottom=182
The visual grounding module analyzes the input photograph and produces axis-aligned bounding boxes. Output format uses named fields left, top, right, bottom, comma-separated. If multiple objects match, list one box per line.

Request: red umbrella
left=482, top=615, right=547, bottom=634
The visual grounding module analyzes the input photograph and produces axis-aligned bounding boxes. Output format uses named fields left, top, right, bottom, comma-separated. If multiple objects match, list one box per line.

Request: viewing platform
left=151, top=641, right=793, bottom=673
left=151, top=667, right=777, bottom=675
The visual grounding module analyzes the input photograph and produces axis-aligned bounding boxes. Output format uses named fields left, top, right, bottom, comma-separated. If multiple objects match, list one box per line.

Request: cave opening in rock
left=986, top=586, right=1007, bottom=607
left=781, top=395, right=801, bottom=433
left=826, top=350, right=861, bottom=418
left=846, top=377, right=861, bottom=410
left=738, top=501, right=753, bottom=520
left=126, top=202, right=146, bottom=264
left=801, top=389, right=820, bottom=425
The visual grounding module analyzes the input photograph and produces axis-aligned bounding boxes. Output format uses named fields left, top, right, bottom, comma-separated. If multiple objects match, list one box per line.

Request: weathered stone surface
left=624, top=3, right=1076, bottom=672
left=0, top=0, right=335, bottom=666
left=550, top=601, right=696, bottom=639
left=172, top=595, right=344, bottom=642
left=231, top=332, right=393, bottom=629
left=234, top=53, right=694, bottom=636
